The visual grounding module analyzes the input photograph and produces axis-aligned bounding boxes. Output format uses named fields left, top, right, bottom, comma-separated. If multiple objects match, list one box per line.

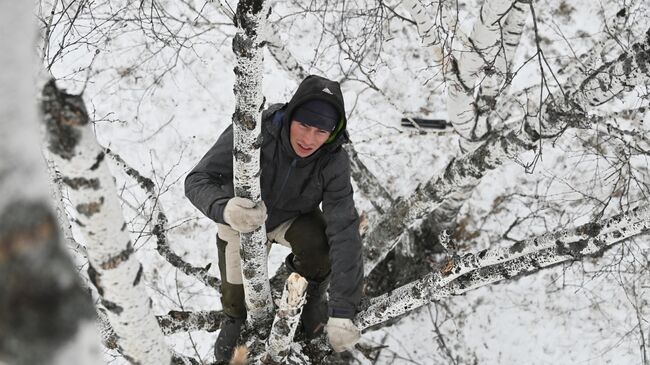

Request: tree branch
left=357, top=205, right=650, bottom=330
left=106, top=150, right=221, bottom=290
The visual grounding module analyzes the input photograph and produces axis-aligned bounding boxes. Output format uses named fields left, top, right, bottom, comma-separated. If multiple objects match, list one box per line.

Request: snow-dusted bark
left=404, top=1, right=479, bottom=149
left=363, top=33, right=650, bottom=275
left=158, top=310, right=226, bottom=335
left=46, top=159, right=89, bottom=256
left=41, top=80, right=171, bottom=364
left=232, top=0, right=274, bottom=324
left=264, top=273, right=308, bottom=363
left=357, top=205, right=650, bottom=329
left=402, top=0, right=445, bottom=63
left=491, top=0, right=527, bottom=89
left=405, top=0, right=527, bottom=147
left=458, top=0, right=513, bottom=86
left=399, top=1, right=528, bottom=263
left=265, top=23, right=309, bottom=81
left=0, top=3, right=102, bottom=363
left=107, top=151, right=221, bottom=289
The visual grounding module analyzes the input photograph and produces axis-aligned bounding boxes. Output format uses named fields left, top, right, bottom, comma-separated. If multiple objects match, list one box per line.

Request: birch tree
left=0, top=2, right=103, bottom=364
left=18, top=0, right=650, bottom=363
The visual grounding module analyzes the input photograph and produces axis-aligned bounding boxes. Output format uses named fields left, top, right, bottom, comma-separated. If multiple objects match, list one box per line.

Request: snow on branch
left=458, top=0, right=514, bottom=87
left=402, top=0, right=445, bottom=63
left=157, top=310, right=227, bottom=335
left=263, top=273, right=308, bottom=363
left=363, top=128, right=534, bottom=274
left=357, top=205, right=650, bottom=330
left=107, top=151, right=221, bottom=289
left=363, top=32, right=650, bottom=275
left=41, top=80, right=171, bottom=364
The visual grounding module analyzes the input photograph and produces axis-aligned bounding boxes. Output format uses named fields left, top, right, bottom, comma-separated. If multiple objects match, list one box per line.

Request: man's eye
left=318, top=130, right=329, bottom=134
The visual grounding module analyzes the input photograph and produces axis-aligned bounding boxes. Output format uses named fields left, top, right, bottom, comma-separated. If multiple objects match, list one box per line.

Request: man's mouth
left=297, top=143, right=312, bottom=152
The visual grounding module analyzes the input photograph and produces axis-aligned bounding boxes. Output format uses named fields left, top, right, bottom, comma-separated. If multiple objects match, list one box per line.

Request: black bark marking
left=41, top=79, right=89, bottom=160
left=577, top=222, right=602, bottom=237
left=99, top=241, right=134, bottom=270
left=90, top=151, right=105, bottom=171
left=76, top=196, right=105, bottom=217
left=102, top=299, right=124, bottom=315
left=88, top=264, right=104, bottom=296
left=509, top=240, right=526, bottom=254
left=133, top=264, right=143, bottom=286
left=62, top=177, right=100, bottom=190
left=233, top=147, right=253, bottom=163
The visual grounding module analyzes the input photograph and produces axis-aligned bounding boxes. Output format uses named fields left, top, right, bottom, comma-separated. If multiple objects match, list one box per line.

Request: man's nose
left=304, top=130, right=318, bottom=144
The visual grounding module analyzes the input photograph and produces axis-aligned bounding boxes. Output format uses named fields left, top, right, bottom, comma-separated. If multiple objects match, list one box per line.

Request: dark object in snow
left=401, top=117, right=449, bottom=129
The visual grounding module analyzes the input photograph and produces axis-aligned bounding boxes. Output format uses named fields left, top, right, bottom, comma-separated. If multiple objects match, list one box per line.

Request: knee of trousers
left=285, top=211, right=331, bottom=280
left=217, top=232, right=247, bottom=318
left=217, top=224, right=243, bottom=285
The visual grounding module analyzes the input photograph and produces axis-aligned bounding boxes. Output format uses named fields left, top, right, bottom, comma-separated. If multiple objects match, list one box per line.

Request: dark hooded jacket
left=185, top=75, right=363, bottom=318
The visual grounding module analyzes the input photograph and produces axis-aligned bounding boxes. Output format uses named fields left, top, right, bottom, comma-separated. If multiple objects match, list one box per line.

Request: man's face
left=289, top=120, right=332, bottom=158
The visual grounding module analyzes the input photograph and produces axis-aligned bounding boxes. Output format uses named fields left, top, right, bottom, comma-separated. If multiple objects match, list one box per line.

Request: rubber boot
left=214, top=315, right=245, bottom=364
left=285, top=254, right=330, bottom=339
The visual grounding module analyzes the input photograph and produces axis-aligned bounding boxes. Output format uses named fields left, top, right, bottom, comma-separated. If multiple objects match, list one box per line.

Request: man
left=185, top=75, right=363, bottom=362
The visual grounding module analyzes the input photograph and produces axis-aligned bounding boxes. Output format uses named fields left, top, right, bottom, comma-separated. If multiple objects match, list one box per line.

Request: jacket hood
left=283, top=75, right=349, bottom=149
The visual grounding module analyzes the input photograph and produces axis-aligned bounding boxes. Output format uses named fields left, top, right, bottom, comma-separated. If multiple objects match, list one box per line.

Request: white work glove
left=325, top=317, right=360, bottom=352
left=223, top=197, right=267, bottom=233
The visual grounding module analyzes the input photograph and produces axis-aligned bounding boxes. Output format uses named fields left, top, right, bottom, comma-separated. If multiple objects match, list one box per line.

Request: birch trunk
left=357, top=205, right=650, bottom=329
left=386, top=1, right=530, bottom=273
left=0, top=2, right=102, bottom=364
left=41, top=80, right=171, bottom=364
left=363, top=33, right=650, bottom=275
left=232, top=0, right=274, bottom=325
left=263, top=273, right=308, bottom=363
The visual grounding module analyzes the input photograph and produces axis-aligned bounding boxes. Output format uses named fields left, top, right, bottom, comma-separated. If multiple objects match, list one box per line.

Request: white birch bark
left=491, top=0, right=527, bottom=89
left=405, top=0, right=527, bottom=149
left=357, top=205, right=650, bottom=329
left=401, top=0, right=445, bottom=63
left=363, top=34, right=650, bottom=275
left=0, top=2, right=103, bottom=364
left=404, top=2, right=529, bottom=257
left=264, top=273, right=308, bottom=363
left=460, top=0, right=514, bottom=85
left=41, top=80, right=171, bottom=364
left=232, top=0, right=274, bottom=324
left=107, top=151, right=221, bottom=289
left=403, top=0, right=479, bottom=149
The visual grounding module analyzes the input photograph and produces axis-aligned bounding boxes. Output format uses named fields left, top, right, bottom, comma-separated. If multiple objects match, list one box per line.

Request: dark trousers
left=217, top=210, right=330, bottom=318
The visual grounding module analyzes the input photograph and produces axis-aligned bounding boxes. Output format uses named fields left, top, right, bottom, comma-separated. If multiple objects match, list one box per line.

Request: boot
left=302, top=277, right=330, bottom=339
left=285, top=254, right=330, bottom=339
left=214, top=315, right=244, bottom=364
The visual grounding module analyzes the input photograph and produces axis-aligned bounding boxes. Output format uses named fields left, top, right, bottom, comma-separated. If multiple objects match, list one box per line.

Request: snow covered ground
left=42, top=0, right=649, bottom=363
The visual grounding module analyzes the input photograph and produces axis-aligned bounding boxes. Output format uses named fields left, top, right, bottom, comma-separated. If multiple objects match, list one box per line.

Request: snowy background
left=39, top=0, right=649, bottom=363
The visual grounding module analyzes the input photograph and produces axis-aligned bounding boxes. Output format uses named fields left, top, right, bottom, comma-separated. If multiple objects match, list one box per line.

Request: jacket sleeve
left=321, top=149, right=364, bottom=319
left=184, top=125, right=235, bottom=223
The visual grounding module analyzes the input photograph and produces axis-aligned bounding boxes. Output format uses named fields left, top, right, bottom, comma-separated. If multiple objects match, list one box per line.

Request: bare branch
left=358, top=205, right=650, bottom=330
